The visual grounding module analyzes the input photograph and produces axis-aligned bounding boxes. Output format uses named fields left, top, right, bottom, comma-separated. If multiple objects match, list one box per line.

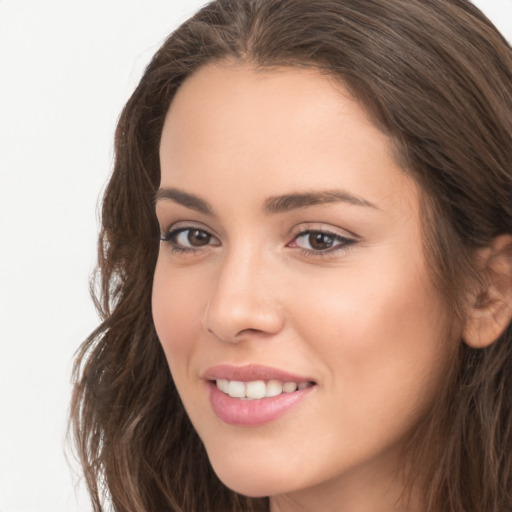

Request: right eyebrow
left=154, top=187, right=214, bottom=215
left=264, top=189, right=378, bottom=214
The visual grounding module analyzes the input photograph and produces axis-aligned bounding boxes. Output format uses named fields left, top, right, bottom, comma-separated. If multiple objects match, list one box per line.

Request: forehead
left=161, top=62, right=375, bottom=162
left=159, top=62, right=418, bottom=216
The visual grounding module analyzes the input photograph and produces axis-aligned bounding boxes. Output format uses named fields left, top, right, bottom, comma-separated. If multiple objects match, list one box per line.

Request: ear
left=463, top=234, right=512, bottom=349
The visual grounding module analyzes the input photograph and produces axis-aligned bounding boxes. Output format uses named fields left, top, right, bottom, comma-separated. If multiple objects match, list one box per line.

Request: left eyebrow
left=154, top=187, right=214, bottom=215
left=264, top=190, right=378, bottom=214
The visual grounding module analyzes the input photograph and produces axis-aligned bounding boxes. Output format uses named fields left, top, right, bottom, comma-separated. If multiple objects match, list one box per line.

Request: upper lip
left=202, top=364, right=315, bottom=383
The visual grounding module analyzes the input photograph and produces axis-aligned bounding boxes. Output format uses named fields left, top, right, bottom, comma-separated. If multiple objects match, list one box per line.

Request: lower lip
left=208, top=382, right=315, bottom=426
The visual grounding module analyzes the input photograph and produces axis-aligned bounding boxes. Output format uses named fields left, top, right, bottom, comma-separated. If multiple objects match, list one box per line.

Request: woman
left=71, top=0, right=512, bottom=511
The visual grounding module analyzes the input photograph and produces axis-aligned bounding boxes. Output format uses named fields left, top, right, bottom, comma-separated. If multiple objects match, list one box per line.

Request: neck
left=269, top=452, right=423, bottom=512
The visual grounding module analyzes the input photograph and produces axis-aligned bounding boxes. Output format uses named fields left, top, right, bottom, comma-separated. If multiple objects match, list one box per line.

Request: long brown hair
left=70, top=1, right=512, bottom=510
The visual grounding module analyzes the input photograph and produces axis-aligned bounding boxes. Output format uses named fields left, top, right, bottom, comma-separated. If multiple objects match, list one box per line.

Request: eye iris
left=309, top=232, right=334, bottom=250
left=188, top=229, right=210, bottom=246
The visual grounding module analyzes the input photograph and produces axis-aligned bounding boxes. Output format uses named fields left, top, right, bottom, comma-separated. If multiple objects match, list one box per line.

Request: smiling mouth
left=213, top=379, right=316, bottom=400
left=206, top=369, right=317, bottom=425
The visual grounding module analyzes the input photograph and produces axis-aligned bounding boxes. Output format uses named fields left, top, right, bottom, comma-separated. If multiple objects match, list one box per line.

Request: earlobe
left=463, top=235, right=512, bottom=349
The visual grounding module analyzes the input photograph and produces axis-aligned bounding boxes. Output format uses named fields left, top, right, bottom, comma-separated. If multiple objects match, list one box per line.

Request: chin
left=207, top=450, right=300, bottom=498
left=215, top=472, right=289, bottom=498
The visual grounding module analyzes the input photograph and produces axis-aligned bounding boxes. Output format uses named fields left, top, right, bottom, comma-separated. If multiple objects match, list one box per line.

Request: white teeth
left=266, top=380, right=283, bottom=397
left=245, top=380, right=267, bottom=399
left=215, top=379, right=311, bottom=399
left=227, top=380, right=245, bottom=398
left=283, top=381, right=298, bottom=393
left=217, top=379, right=229, bottom=393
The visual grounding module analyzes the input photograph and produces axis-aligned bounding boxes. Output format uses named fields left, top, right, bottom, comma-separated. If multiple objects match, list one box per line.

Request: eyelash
left=160, top=227, right=220, bottom=254
left=288, top=229, right=356, bottom=257
left=159, top=226, right=356, bottom=257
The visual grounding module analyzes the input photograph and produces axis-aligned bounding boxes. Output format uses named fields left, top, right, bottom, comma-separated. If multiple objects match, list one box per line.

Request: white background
left=0, top=1, right=511, bottom=511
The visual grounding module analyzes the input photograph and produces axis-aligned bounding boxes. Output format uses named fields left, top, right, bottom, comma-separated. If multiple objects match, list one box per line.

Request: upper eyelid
left=159, top=221, right=358, bottom=244
left=289, top=230, right=354, bottom=248
left=160, top=220, right=216, bottom=235
left=289, top=222, right=358, bottom=240
left=163, top=226, right=219, bottom=240
left=292, top=230, right=350, bottom=241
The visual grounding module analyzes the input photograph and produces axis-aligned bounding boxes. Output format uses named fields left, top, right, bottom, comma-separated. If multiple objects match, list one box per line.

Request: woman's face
left=153, top=63, right=455, bottom=508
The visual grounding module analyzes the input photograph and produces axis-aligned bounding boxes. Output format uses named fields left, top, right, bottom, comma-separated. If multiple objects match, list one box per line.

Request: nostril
left=238, top=328, right=264, bottom=336
left=202, top=290, right=285, bottom=342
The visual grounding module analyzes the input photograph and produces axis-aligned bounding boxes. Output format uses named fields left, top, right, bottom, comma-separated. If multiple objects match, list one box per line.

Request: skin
left=152, top=62, right=457, bottom=512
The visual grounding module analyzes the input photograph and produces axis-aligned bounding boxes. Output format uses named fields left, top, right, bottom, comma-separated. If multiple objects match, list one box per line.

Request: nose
left=202, top=246, right=285, bottom=343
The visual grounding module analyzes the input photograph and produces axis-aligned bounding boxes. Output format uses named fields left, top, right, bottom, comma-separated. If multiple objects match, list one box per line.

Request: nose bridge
left=203, top=238, right=283, bottom=342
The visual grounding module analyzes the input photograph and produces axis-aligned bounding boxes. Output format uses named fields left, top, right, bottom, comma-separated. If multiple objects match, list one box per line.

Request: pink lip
left=203, top=364, right=316, bottom=426
left=203, top=364, right=314, bottom=383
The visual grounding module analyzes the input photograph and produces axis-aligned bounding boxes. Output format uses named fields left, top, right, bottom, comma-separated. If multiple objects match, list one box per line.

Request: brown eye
left=308, top=232, right=336, bottom=250
left=161, top=227, right=219, bottom=251
left=187, top=229, right=211, bottom=247
left=290, top=230, right=355, bottom=254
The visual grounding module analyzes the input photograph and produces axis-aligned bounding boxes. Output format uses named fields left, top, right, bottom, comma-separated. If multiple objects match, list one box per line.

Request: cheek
left=151, top=261, right=206, bottom=375
left=290, top=255, right=453, bottom=424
